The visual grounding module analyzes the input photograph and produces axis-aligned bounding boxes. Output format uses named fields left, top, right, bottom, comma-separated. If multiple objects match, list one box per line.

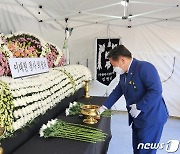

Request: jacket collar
left=126, top=58, right=133, bottom=73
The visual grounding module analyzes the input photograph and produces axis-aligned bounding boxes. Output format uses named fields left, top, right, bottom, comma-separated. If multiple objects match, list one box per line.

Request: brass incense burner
left=0, top=146, right=3, bottom=154
left=81, top=105, right=100, bottom=124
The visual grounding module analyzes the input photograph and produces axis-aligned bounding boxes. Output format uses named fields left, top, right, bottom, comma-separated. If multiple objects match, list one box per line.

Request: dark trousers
left=132, top=122, right=165, bottom=154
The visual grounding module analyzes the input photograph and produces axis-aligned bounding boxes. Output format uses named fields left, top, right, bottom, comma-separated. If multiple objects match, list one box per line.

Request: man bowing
left=98, top=45, right=169, bottom=154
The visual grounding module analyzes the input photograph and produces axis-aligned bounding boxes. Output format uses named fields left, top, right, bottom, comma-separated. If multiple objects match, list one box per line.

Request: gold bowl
left=81, top=105, right=100, bottom=124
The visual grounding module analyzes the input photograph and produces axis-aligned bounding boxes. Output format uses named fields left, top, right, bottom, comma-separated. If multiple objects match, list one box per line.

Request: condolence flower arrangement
left=4, top=32, right=44, bottom=58
left=0, top=31, right=66, bottom=77
left=0, top=65, right=92, bottom=139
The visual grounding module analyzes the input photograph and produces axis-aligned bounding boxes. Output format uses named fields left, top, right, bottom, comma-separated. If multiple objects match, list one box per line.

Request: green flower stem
left=46, top=130, right=102, bottom=142
left=53, top=132, right=104, bottom=142
left=61, top=121, right=104, bottom=132
left=48, top=131, right=105, bottom=143
left=57, top=126, right=106, bottom=139
left=58, top=125, right=105, bottom=136
left=58, top=130, right=105, bottom=140
left=49, top=133, right=97, bottom=143
left=52, top=127, right=106, bottom=140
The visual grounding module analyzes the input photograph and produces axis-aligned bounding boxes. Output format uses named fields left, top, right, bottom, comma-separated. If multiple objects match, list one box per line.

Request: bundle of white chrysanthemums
left=39, top=118, right=58, bottom=137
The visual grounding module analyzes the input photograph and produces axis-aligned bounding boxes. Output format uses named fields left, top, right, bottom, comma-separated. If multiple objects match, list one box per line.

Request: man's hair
left=107, top=45, right=132, bottom=61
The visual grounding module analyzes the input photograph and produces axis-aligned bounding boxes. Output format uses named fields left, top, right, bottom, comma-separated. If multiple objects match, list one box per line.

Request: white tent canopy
left=0, top=0, right=180, bottom=117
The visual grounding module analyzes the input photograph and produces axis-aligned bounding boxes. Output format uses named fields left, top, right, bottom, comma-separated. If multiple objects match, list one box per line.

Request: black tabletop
left=12, top=96, right=111, bottom=154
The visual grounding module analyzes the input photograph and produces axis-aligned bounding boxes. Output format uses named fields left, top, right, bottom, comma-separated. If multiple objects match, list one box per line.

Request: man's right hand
left=97, top=105, right=107, bottom=115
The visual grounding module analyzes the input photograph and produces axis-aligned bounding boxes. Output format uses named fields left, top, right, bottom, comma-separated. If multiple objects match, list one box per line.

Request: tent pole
left=82, top=12, right=123, bottom=19
left=133, top=15, right=180, bottom=27
left=82, top=2, right=122, bottom=13
left=0, top=1, right=36, bottom=8
left=138, top=16, right=180, bottom=22
left=82, top=6, right=175, bottom=20
left=129, top=7, right=179, bottom=19
left=130, top=1, right=178, bottom=7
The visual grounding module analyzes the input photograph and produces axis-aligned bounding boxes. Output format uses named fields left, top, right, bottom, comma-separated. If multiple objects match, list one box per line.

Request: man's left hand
left=129, top=104, right=141, bottom=118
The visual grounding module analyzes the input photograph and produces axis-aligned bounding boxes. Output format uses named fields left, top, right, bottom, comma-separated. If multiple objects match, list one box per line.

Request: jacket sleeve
left=136, top=63, right=162, bottom=112
left=103, top=80, right=123, bottom=109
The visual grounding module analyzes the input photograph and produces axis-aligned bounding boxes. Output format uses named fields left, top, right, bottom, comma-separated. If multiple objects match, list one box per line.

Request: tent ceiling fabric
left=0, top=0, right=180, bottom=28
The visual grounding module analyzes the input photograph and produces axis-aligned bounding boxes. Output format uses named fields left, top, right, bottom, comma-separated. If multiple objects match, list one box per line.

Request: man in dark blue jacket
left=99, top=45, right=169, bottom=154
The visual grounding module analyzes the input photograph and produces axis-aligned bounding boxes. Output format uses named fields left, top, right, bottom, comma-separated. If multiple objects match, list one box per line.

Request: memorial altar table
left=12, top=97, right=112, bottom=154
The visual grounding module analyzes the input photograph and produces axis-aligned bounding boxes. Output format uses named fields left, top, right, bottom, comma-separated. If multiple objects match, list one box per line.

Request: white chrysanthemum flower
left=12, top=122, right=20, bottom=131
left=73, top=101, right=77, bottom=106
left=69, top=102, right=73, bottom=108
left=65, top=108, right=70, bottom=116
left=13, top=110, right=19, bottom=119
left=50, top=119, right=57, bottom=125
left=42, top=124, right=47, bottom=130
left=39, top=124, right=47, bottom=137
left=39, top=130, right=44, bottom=137
left=46, top=122, right=51, bottom=128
